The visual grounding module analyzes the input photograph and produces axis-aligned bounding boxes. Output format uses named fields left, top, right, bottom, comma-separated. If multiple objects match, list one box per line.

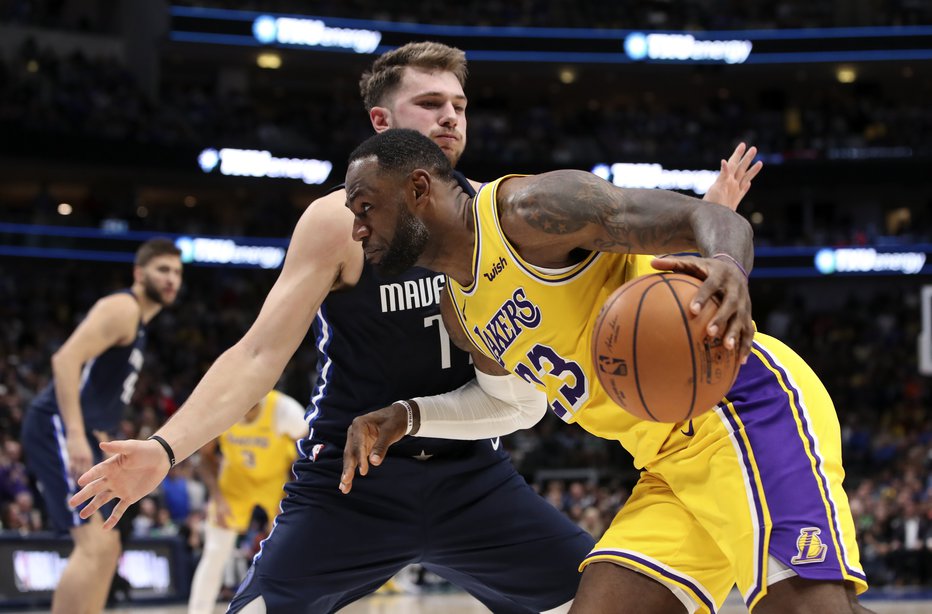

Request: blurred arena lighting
left=558, top=67, right=576, bottom=84
left=591, top=162, right=718, bottom=195
left=750, top=212, right=764, bottom=225
left=183, top=196, right=197, bottom=208
left=174, top=236, right=286, bottom=269
left=251, top=14, right=381, bottom=53
left=814, top=247, right=927, bottom=275
left=136, top=206, right=149, bottom=218
left=256, top=51, right=282, bottom=69
left=171, top=7, right=932, bottom=64
left=197, top=148, right=333, bottom=184
left=624, top=32, right=753, bottom=64
left=56, top=203, right=72, bottom=216
left=836, top=65, right=858, bottom=83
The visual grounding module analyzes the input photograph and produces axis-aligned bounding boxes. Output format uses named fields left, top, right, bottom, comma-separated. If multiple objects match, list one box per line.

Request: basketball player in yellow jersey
left=340, top=129, right=874, bottom=614
left=188, top=390, right=306, bottom=614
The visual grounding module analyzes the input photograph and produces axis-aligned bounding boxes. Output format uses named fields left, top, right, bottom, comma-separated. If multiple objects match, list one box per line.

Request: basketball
left=591, top=273, right=740, bottom=423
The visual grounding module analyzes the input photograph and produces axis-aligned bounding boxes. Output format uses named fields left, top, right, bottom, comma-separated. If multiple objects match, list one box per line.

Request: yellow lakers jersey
left=218, top=391, right=298, bottom=494
left=447, top=176, right=677, bottom=467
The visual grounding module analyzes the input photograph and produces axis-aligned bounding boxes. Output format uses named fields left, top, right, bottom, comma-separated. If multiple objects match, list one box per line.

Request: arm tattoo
left=511, top=171, right=695, bottom=254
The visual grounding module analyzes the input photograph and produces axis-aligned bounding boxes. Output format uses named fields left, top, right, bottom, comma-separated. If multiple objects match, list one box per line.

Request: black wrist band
left=148, top=435, right=176, bottom=468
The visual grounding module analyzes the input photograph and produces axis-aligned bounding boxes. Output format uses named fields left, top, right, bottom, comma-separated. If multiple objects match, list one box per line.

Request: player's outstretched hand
left=68, top=439, right=172, bottom=530
left=340, top=403, right=408, bottom=494
left=651, top=254, right=754, bottom=363
left=703, top=142, right=762, bottom=211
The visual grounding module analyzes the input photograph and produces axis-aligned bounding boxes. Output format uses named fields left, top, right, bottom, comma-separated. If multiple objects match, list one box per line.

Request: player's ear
left=370, top=106, right=391, bottom=132
left=410, top=169, right=431, bottom=207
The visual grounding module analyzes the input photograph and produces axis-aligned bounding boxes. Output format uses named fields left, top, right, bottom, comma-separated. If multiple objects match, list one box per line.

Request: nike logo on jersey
left=483, top=256, right=507, bottom=282
left=680, top=420, right=695, bottom=437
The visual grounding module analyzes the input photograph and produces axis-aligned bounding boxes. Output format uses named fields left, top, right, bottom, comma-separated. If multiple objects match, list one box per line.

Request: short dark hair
left=135, top=238, right=181, bottom=267
left=359, top=41, right=467, bottom=111
left=348, top=129, right=454, bottom=184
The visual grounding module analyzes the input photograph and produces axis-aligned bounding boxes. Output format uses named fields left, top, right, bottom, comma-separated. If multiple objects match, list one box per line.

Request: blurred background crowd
left=0, top=0, right=931, bottom=602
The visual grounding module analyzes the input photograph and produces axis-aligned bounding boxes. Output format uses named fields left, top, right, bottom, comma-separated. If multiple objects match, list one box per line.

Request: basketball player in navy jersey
left=70, top=43, right=758, bottom=613
left=21, top=238, right=181, bottom=614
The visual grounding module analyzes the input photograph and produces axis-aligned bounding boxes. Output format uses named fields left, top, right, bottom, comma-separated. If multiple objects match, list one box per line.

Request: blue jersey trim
left=304, top=304, right=334, bottom=446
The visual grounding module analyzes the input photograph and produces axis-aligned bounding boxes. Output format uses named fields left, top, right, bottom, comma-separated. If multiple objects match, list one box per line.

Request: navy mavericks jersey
left=30, top=290, right=145, bottom=435
left=305, top=172, right=479, bottom=457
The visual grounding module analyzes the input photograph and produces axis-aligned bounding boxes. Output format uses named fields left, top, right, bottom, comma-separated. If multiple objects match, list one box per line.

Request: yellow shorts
left=582, top=333, right=867, bottom=613
left=211, top=486, right=284, bottom=533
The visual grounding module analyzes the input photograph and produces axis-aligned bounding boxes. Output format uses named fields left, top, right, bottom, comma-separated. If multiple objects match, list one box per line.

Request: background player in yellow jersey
left=339, top=129, right=874, bottom=614
left=187, top=390, right=306, bottom=614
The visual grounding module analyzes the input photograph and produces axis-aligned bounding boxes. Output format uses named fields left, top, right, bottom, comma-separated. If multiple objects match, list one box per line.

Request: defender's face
left=137, top=254, right=182, bottom=306
left=346, top=157, right=430, bottom=275
left=382, top=67, right=467, bottom=166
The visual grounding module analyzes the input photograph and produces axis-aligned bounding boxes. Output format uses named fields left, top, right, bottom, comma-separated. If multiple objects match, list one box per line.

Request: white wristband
left=396, top=399, right=415, bottom=435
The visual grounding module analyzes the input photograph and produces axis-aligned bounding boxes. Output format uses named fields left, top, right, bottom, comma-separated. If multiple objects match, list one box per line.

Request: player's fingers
left=688, top=271, right=725, bottom=318
left=338, top=464, right=355, bottom=494
left=78, top=487, right=115, bottom=519
left=737, top=145, right=758, bottom=173
left=369, top=422, right=402, bottom=467
left=741, top=160, right=763, bottom=187
left=77, top=454, right=118, bottom=486
left=650, top=256, right=708, bottom=279
left=98, top=440, right=128, bottom=455
left=69, top=477, right=105, bottom=509
left=339, top=432, right=361, bottom=493
left=727, top=142, right=747, bottom=167
left=102, top=499, right=130, bottom=531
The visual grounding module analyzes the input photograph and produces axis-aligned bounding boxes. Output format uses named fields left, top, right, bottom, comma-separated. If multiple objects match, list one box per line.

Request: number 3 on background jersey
left=513, top=344, right=588, bottom=420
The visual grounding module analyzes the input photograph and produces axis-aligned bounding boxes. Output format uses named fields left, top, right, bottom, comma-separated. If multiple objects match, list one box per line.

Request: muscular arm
left=52, top=294, right=139, bottom=477
left=157, top=194, right=352, bottom=462
left=498, top=170, right=753, bottom=272
left=72, top=194, right=360, bottom=527
left=499, top=169, right=755, bottom=358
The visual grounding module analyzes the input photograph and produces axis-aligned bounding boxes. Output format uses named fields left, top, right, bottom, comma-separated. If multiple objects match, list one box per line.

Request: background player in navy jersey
left=21, top=238, right=181, bottom=614
left=70, top=43, right=757, bottom=613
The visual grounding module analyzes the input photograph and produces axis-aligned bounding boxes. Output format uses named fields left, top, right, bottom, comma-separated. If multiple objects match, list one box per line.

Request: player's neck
left=423, top=192, right=476, bottom=287
left=130, top=286, right=164, bottom=324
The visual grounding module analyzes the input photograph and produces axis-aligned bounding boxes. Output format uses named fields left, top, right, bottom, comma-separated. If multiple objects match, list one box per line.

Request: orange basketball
left=591, top=273, right=739, bottom=423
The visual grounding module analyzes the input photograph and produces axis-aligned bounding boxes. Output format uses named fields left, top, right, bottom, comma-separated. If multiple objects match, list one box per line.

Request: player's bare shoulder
left=294, top=188, right=364, bottom=289
left=91, top=292, right=143, bottom=342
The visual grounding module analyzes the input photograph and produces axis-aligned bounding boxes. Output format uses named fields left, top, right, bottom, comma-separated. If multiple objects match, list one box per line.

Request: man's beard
left=142, top=276, right=171, bottom=306
left=376, top=207, right=430, bottom=276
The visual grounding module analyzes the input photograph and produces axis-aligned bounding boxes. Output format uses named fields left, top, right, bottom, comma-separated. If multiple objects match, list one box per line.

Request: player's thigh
left=580, top=471, right=733, bottom=614
left=668, top=334, right=867, bottom=610
left=753, top=577, right=874, bottom=614
left=570, top=560, right=686, bottom=614
left=251, top=459, right=424, bottom=580
left=425, top=452, right=594, bottom=611
left=21, top=412, right=112, bottom=532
